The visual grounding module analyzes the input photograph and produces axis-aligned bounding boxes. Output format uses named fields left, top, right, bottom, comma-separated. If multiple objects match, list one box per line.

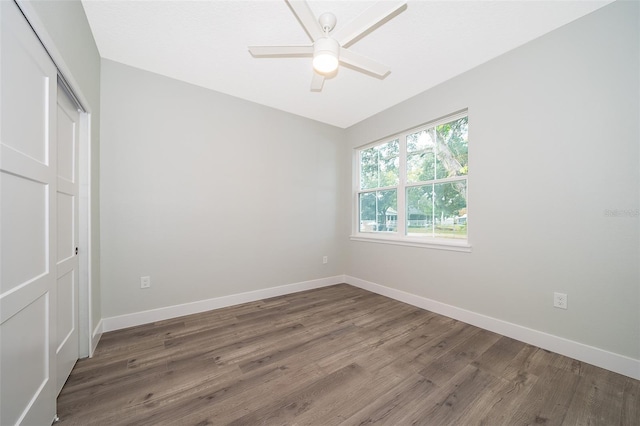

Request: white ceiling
left=82, top=0, right=613, bottom=128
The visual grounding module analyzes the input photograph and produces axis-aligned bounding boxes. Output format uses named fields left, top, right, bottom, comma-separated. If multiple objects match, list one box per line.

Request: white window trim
left=351, top=110, right=471, bottom=252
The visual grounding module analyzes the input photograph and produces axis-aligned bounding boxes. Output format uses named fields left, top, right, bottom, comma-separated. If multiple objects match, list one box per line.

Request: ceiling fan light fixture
left=313, top=37, right=340, bottom=74
left=248, top=0, right=407, bottom=90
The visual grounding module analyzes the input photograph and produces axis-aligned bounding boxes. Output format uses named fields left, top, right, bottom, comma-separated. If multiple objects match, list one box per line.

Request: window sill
left=350, top=234, right=472, bottom=252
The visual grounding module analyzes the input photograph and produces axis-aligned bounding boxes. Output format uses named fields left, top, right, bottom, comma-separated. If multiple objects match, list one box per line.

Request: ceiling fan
left=248, top=0, right=407, bottom=91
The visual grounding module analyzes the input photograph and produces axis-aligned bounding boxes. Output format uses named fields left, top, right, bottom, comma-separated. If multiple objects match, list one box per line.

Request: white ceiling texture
left=82, top=0, right=613, bottom=128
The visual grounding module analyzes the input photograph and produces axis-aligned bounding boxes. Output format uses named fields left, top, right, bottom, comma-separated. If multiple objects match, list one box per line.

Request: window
left=354, top=112, right=469, bottom=250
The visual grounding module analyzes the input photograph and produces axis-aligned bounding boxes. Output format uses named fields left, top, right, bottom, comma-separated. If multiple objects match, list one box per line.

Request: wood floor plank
left=340, top=373, right=439, bottom=425
left=459, top=376, right=537, bottom=425
left=225, top=363, right=367, bottom=426
left=418, top=328, right=502, bottom=387
left=470, top=335, right=527, bottom=379
left=499, top=344, right=551, bottom=383
left=505, top=365, right=582, bottom=425
left=563, top=364, right=628, bottom=425
left=59, top=358, right=239, bottom=424
left=122, top=357, right=326, bottom=425
left=621, top=376, right=640, bottom=425
left=410, top=365, right=501, bottom=425
left=236, top=323, right=358, bottom=373
left=293, top=361, right=411, bottom=426
left=171, top=357, right=328, bottom=424
left=56, top=284, right=640, bottom=426
left=403, top=319, right=481, bottom=368
left=316, top=310, right=443, bottom=375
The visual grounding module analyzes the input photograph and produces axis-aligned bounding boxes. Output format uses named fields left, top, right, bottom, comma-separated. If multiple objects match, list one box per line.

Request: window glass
left=360, top=139, right=399, bottom=190
left=406, top=181, right=467, bottom=239
left=435, top=117, right=468, bottom=178
left=407, top=129, right=436, bottom=183
left=359, top=189, right=397, bottom=232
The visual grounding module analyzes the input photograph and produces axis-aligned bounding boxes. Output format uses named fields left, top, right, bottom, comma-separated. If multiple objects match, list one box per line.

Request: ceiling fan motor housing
left=313, top=37, right=340, bottom=74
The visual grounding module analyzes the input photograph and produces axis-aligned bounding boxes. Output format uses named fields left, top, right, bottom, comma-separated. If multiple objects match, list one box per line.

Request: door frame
left=15, top=0, right=97, bottom=358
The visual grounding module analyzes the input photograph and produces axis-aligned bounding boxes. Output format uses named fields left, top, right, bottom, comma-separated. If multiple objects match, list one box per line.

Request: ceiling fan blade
left=310, top=72, right=325, bottom=91
left=285, top=0, right=324, bottom=42
left=333, top=1, right=407, bottom=47
left=340, top=49, right=390, bottom=78
left=248, top=45, right=314, bottom=57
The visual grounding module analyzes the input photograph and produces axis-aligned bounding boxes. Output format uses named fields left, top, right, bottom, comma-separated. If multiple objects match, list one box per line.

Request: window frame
left=351, top=111, right=471, bottom=252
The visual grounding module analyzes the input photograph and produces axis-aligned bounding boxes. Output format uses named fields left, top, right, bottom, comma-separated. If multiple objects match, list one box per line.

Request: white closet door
left=55, top=85, right=80, bottom=396
left=0, top=1, right=58, bottom=424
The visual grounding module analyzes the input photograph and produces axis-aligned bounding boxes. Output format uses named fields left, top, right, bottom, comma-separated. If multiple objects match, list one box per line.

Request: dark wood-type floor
left=57, top=284, right=639, bottom=425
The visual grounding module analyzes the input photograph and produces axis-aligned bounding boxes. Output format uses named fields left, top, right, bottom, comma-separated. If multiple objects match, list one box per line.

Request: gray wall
left=100, top=60, right=346, bottom=317
left=27, top=0, right=102, bottom=329
left=345, top=1, right=639, bottom=359
left=96, top=0, right=638, bottom=365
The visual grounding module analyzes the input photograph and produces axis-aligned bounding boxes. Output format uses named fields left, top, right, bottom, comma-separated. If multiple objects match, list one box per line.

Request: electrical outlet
left=322, top=256, right=328, bottom=264
left=141, top=276, right=151, bottom=289
left=553, top=292, right=567, bottom=309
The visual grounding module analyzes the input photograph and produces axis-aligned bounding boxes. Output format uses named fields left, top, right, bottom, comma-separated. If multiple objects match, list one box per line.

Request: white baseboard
left=90, top=319, right=103, bottom=357
left=345, top=275, right=640, bottom=380
left=97, top=273, right=638, bottom=380
left=102, top=275, right=345, bottom=333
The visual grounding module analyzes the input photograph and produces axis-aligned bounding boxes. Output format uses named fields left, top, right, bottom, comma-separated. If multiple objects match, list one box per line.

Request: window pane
left=406, top=129, right=436, bottom=183
left=407, top=129, right=435, bottom=153
left=406, top=180, right=467, bottom=238
left=360, top=147, right=379, bottom=190
left=379, top=155, right=399, bottom=187
left=359, top=189, right=397, bottom=232
left=360, top=139, right=399, bottom=190
left=435, top=116, right=468, bottom=177
left=407, top=151, right=435, bottom=183
left=407, top=117, right=468, bottom=184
